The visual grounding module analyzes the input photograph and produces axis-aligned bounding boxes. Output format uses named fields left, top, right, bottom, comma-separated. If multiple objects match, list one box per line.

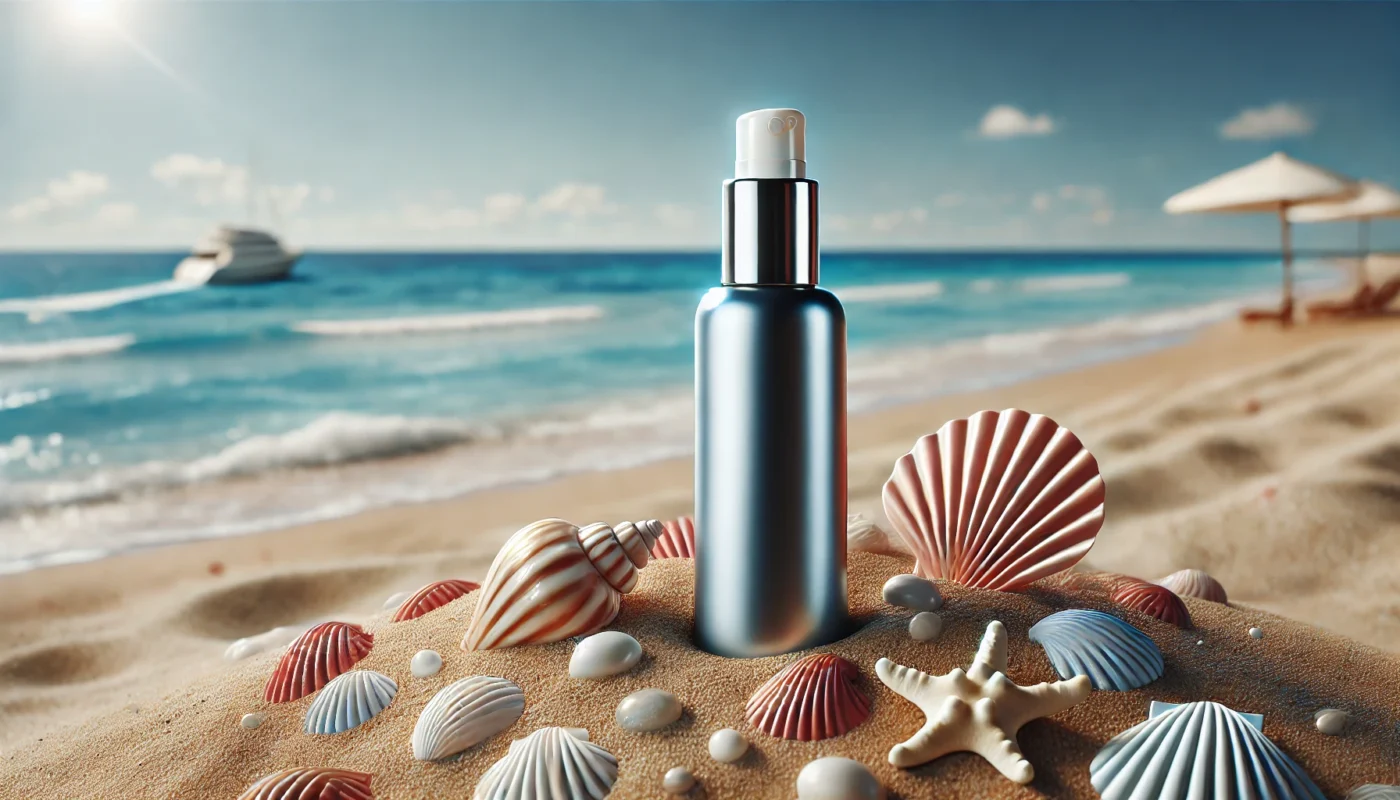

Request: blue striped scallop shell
left=1028, top=609, right=1163, bottom=691
left=303, top=669, right=398, bottom=735
left=1091, top=701, right=1326, bottom=800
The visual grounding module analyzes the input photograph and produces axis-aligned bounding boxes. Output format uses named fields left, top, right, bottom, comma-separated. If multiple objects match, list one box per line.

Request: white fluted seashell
left=1349, top=786, right=1400, bottom=800
left=462, top=519, right=661, bottom=651
left=883, top=409, right=1104, bottom=590
left=1028, top=610, right=1163, bottom=691
left=846, top=514, right=909, bottom=557
left=1091, top=701, right=1326, bottom=800
left=412, top=675, right=525, bottom=761
left=570, top=631, right=642, bottom=679
left=303, top=669, right=398, bottom=735
left=474, top=727, right=618, bottom=800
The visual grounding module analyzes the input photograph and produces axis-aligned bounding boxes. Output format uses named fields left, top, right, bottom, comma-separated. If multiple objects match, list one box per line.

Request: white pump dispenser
left=735, top=109, right=806, bottom=179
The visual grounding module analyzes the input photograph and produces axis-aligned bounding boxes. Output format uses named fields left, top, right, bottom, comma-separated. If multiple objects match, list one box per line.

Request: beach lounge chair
left=1368, top=278, right=1400, bottom=313
left=1239, top=298, right=1294, bottom=325
left=1305, top=277, right=1400, bottom=320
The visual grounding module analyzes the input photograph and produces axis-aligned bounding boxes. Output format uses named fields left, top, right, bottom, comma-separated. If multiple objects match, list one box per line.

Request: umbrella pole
left=1359, top=218, right=1372, bottom=287
left=1279, top=205, right=1294, bottom=326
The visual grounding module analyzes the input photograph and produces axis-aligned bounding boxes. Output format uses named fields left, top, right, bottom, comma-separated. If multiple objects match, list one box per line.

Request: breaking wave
left=834, top=280, right=945, bottom=303
left=291, top=304, right=606, bottom=336
left=0, top=334, right=136, bottom=364
left=1018, top=272, right=1132, bottom=293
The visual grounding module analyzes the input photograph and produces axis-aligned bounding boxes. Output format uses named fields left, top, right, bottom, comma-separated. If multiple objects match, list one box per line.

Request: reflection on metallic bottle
left=694, top=109, right=849, bottom=658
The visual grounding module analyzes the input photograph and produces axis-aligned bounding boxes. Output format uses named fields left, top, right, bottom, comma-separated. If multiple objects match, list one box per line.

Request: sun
left=65, top=0, right=119, bottom=29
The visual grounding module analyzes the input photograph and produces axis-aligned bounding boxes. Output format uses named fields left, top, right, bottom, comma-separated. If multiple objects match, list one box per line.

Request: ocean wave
left=0, top=334, right=136, bottom=365
left=291, top=304, right=606, bottom=336
left=0, top=412, right=483, bottom=513
left=1018, top=272, right=1131, bottom=293
left=0, top=280, right=199, bottom=317
left=834, top=280, right=945, bottom=303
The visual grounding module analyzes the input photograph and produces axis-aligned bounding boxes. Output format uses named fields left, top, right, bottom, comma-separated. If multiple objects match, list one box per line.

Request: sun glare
left=66, top=0, right=119, bottom=29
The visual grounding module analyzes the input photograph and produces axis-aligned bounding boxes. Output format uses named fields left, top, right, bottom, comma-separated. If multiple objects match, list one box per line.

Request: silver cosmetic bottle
left=694, top=109, right=849, bottom=658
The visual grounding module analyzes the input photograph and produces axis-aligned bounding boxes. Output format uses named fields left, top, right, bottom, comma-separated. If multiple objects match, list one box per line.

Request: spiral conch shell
left=461, top=518, right=661, bottom=651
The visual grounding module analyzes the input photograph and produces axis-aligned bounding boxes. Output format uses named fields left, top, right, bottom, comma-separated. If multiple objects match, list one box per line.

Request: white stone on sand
left=708, top=728, right=748, bottom=763
left=615, top=688, right=682, bottom=732
left=570, top=631, right=642, bottom=679
left=382, top=590, right=412, bottom=611
left=908, top=611, right=943, bottom=642
left=411, top=649, right=443, bottom=678
left=1249, top=627, right=1264, bottom=640
left=796, top=756, right=885, bottom=800
left=240, top=713, right=264, bottom=730
left=1315, top=708, right=1348, bottom=736
left=881, top=574, right=942, bottom=612
left=663, top=767, right=695, bottom=794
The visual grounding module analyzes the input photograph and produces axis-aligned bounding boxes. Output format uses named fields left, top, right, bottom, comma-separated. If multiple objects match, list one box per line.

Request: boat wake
left=0, top=280, right=200, bottom=317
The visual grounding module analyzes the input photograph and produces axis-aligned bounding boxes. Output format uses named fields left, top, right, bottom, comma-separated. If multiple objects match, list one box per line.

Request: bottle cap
left=735, top=109, right=805, bottom=179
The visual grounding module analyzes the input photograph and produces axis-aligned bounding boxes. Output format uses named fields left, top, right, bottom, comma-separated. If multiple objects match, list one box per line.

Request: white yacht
left=173, top=227, right=300, bottom=285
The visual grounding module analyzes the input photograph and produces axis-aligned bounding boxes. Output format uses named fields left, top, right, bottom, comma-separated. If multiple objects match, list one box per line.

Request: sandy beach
left=4, top=303, right=1400, bottom=795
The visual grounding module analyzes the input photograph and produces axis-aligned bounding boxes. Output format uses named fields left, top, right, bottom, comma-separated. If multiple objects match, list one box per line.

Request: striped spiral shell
left=653, top=516, right=696, bottom=559
left=237, top=768, right=374, bottom=800
left=393, top=579, right=481, bottom=622
left=746, top=653, right=871, bottom=741
left=1112, top=579, right=1192, bottom=628
left=883, top=409, right=1104, bottom=591
left=461, top=518, right=660, bottom=651
left=264, top=621, right=374, bottom=704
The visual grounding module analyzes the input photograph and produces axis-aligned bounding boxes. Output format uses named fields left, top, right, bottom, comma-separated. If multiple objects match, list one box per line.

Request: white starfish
left=876, top=620, right=1091, bottom=784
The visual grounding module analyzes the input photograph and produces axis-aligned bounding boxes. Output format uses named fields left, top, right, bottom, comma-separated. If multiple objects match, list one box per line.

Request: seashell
left=1111, top=579, right=1192, bottom=628
left=653, top=515, right=696, bottom=559
left=796, top=757, right=885, bottom=800
left=908, top=611, right=943, bottom=642
left=411, top=649, right=443, bottom=678
left=881, top=574, right=942, bottom=611
left=746, top=653, right=871, bottom=741
left=474, top=726, right=618, bottom=800
left=570, top=631, right=642, bottom=679
left=304, top=670, right=398, bottom=735
left=1090, top=700, right=1326, bottom=800
left=1349, top=787, right=1400, bottom=800
left=264, top=621, right=374, bottom=704
left=847, top=514, right=909, bottom=557
left=393, top=579, right=481, bottom=622
left=616, top=688, right=683, bottom=732
left=882, top=409, right=1105, bottom=591
left=412, top=675, right=525, bottom=761
left=237, top=767, right=374, bottom=800
left=1156, top=568, right=1228, bottom=604
left=226, top=623, right=313, bottom=662
left=382, top=590, right=412, bottom=611
left=663, top=767, right=695, bottom=794
left=1028, top=610, right=1163, bottom=691
left=708, top=728, right=749, bottom=763
left=462, top=518, right=662, bottom=650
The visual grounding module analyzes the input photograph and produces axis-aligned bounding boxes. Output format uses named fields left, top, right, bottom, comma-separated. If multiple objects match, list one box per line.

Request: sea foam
left=0, top=280, right=199, bottom=316
left=291, top=304, right=606, bottom=336
left=0, top=334, right=136, bottom=364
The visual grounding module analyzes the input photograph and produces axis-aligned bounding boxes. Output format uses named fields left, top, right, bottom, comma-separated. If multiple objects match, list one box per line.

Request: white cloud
left=265, top=183, right=311, bottom=214
left=1031, top=192, right=1053, bottom=213
left=1220, top=102, right=1314, bottom=140
left=317, top=187, right=337, bottom=203
left=978, top=105, right=1056, bottom=139
left=93, top=202, right=137, bottom=228
left=654, top=203, right=697, bottom=229
left=933, top=192, right=965, bottom=209
left=534, top=183, right=616, bottom=219
left=8, top=170, right=111, bottom=221
left=484, top=192, right=527, bottom=224
left=151, top=154, right=249, bottom=205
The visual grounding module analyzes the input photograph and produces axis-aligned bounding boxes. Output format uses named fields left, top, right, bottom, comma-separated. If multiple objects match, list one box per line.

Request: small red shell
left=1112, top=579, right=1192, bottom=628
left=392, top=579, right=480, bottom=622
left=746, top=653, right=871, bottom=741
left=1157, top=568, right=1229, bottom=604
left=652, top=516, right=696, bottom=559
left=237, top=767, right=373, bottom=800
left=264, top=622, right=374, bottom=703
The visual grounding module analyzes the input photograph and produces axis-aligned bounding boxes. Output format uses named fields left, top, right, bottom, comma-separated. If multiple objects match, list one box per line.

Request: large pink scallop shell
left=237, top=767, right=374, bottom=800
left=392, top=579, right=481, bottom=622
left=882, top=409, right=1105, bottom=591
left=1112, top=578, right=1192, bottom=628
left=652, top=516, right=696, bottom=559
left=746, top=653, right=871, bottom=741
left=461, top=518, right=659, bottom=651
left=264, top=622, right=374, bottom=704
left=1157, top=568, right=1229, bottom=604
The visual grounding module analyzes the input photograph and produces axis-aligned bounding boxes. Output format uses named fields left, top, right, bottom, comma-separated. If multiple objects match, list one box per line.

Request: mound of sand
left=5, top=551, right=1398, bottom=798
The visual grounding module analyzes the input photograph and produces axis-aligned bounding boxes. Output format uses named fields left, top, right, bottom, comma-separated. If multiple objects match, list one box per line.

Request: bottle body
left=693, top=285, right=848, bottom=658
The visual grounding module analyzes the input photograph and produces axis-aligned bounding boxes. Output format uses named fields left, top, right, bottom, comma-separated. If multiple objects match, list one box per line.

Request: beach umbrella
left=1164, top=152, right=1357, bottom=321
left=1288, top=181, right=1400, bottom=287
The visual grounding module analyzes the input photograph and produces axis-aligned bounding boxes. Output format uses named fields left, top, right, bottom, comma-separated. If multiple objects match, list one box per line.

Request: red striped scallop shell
left=746, top=653, right=871, bottom=741
left=237, top=767, right=373, bottom=800
left=264, top=621, right=374, bottom=704
left=392, top=579, right=481, bottom=622
left=653, top=516, right=696, bottom=559
left=883, top=409, right=1105, bottom=591
left=1112, top=579, right=1192, bottom=628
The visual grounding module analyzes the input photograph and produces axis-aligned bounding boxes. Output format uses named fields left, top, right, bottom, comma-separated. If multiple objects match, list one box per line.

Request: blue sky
left=2, top=1, right=1398, bottom=251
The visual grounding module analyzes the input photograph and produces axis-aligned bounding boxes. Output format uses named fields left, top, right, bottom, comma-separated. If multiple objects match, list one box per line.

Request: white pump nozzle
left=735, top=108, right=806, bottom=179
